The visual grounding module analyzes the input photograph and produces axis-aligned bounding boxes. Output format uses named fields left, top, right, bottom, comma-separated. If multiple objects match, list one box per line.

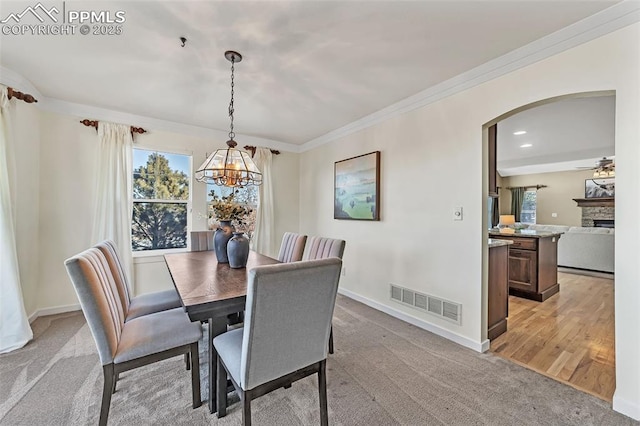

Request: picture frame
left=585, top=177, right=615, bottom=199
left=334, top=151, right=380, bottom=221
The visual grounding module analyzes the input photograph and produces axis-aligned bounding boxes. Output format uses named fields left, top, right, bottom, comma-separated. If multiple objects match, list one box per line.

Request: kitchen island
left=489, top=229, right=563, bottom=302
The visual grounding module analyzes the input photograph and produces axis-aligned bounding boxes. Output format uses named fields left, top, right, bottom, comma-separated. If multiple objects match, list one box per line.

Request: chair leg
left=190, top=343, right=202, bottom=408
left=100, top=364, right=115, bottom=426
left=185, top=352, right=191, bottom=371
left=328, top=325, right=334, bottom=354
left=216, top=355, right=228, bottom=418
left=241, top=391, right=251, bottom=426
left=318, top=360, right=328, bottom=426
left=112, top=372, right=118, bottom=393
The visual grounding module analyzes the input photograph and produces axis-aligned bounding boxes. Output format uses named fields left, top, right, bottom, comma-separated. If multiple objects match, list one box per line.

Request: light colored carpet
left=1, top=295, right=637, bottom=425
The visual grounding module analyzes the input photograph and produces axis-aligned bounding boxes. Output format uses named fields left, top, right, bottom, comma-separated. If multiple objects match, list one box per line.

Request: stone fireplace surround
left=572, top=197, right=615, bottom=228
left=581, top=206, right=615, bottom=227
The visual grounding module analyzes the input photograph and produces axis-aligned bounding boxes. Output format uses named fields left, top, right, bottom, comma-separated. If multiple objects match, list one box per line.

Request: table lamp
left=498, top=215, right=516, bottom=233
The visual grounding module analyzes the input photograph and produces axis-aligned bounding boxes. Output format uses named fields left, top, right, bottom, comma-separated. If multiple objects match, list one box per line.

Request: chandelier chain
left=228, top=56, right=235, bottom=140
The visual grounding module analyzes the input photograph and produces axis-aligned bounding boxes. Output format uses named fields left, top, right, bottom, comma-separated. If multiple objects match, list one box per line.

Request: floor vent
left=390, top=284, right=462, bottom=325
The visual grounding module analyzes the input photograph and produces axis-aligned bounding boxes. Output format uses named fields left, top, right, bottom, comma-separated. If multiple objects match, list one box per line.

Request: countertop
left=488, top=238, right=514, bottom=248
left=489, top=229, right=564, bottom=239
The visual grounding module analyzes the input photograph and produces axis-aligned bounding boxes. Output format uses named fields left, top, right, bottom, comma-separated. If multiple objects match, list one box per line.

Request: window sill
left=132, top=247, right=188, bottom=263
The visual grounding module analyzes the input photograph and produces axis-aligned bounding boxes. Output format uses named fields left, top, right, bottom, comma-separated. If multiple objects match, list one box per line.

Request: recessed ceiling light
left=513, top=130, right=527, bottom=135
left=520, top=144, right=532, bottom=148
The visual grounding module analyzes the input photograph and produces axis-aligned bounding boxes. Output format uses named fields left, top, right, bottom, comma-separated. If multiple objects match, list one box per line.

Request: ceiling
left=0, top=0, right=621, bottom=147
left=497, top=95, right=616, bottom=176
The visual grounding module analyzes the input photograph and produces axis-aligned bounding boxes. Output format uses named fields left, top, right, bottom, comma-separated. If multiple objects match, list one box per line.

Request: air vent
left=391, top=285, right=402, bottom=302
left=414, top=293, right=428, bottom=310
left=390, top=284, right=461, bottom=325
left=402, top=288, right=414, bottom=305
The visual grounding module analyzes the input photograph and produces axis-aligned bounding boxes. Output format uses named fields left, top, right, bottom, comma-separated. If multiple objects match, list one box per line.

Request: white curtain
left=91, top=122, right=134, bottom=287
left=0, top=86, right=33, bottom=353
left=252, top=147, right=275, bottom=256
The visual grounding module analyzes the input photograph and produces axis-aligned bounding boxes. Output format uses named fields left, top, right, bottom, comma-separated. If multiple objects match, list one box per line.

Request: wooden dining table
left=164, top=250, right=280, bottom=414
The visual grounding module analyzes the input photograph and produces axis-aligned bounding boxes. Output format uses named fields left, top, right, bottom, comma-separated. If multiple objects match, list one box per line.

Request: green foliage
left=132, top=153, right=189, bottom=250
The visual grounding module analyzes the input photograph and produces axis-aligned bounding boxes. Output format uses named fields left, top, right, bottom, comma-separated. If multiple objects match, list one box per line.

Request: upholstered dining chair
left=214, top=258, right=342, bottom=426
left=96, top=240, right=181, bottom=321
left=303, top=236, right=346, bottom=354
left=190, top=230, right=215, bottom=251
left=65, top=247, right=202, bottom=426
left=277, top=232, right=307, bottom=263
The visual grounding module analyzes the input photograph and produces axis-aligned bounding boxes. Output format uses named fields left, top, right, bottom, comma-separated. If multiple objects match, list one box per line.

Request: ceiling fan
left=577, top=157, right=615, bottom=177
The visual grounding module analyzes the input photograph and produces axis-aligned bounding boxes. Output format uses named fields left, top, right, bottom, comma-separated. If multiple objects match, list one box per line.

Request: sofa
left=527, top=224, right=614, bottom=273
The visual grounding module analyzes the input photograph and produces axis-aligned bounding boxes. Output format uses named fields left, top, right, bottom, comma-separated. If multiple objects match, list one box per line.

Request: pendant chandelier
left=195, top=51, right=263, bottom=187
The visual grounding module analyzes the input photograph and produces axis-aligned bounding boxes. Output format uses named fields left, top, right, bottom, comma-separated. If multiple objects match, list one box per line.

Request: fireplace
left=593, top=219, right=615, bottom=228
left=573, top=198, right=615, bottom=228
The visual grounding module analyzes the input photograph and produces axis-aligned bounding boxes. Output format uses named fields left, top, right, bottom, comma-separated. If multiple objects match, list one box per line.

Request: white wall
left=299, top=23, right=640, bottom=419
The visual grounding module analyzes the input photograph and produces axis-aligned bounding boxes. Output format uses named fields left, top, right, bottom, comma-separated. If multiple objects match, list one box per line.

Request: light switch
left=453, top=207, right=463, bottom=221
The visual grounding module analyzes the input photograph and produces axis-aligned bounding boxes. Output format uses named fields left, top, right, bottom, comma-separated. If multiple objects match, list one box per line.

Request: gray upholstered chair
left=190, top=230, right=215, bottom=251
left=302, top=236, right=346, bottom=261
left=65, top=247, right=202, bottom=426
left=277, top=232, right=307, bottom=263
left=96, top=240, right=181, bottom=321
left=213, top=258, right=342, bottom=426
left=303, top=236, right=346, bottom=354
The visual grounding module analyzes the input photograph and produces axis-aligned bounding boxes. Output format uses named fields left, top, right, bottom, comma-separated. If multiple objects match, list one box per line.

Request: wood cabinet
left=490, top=233, right=561, bottom=302
left=488, top=244, right=509, bottom=339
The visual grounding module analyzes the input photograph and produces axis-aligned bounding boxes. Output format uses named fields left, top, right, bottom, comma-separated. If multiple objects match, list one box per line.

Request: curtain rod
left=8, top=87, right=38, bottom=104
left=80, top=119, right=146, bottom=135
left=499, top=185, right=548, bottom=190
left=243, top=145, right=280, bottom=157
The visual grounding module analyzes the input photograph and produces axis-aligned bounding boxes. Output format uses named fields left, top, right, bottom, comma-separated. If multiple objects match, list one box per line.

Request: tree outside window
left=520, top=190, right=537, bottom=224
left=132, top=149, right=190, bottom=251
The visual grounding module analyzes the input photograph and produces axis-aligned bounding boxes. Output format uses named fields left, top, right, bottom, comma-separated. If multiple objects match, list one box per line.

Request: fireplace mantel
left=573, top=197, right=615, bottom=207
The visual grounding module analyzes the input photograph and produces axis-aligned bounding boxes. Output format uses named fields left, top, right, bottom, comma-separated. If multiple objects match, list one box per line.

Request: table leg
left=208, top=318, right=227, bottom=414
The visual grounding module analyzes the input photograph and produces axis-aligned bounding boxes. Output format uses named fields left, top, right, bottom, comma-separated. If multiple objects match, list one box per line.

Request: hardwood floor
left=491, top=271, right=615, bottom=401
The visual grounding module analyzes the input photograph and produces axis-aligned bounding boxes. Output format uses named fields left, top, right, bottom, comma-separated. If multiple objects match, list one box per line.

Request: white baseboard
left=28, top=304, right=82, bottom=323
left=613, top=392, right=640, bottom=421
left=338, top=288, right=487, bottom=353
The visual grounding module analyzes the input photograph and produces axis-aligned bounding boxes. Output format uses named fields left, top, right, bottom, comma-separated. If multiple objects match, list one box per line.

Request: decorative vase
left=227, top=232, right=250, bottom=269
left=214, top=220, right=235, bottom=263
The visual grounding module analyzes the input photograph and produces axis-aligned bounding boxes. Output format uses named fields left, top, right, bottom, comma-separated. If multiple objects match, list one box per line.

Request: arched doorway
left=484, top=90, right=616, bottom=401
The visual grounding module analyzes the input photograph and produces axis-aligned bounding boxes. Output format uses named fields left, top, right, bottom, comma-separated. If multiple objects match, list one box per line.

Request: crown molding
left=0, top=65, right=300, bottom=153
left=300, top=1, right=640, bottom=153
left=0, top=65, right=43, bottom=100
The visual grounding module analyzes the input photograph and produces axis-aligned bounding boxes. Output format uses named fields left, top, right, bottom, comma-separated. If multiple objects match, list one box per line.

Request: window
left=520, top=190, right=537, bottom=224
left=132, top=149, right=190, bottom=251
left=207, top=184, right=258, bottom=238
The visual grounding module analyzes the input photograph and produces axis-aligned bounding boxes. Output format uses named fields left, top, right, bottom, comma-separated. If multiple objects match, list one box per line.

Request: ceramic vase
left=214, top=220, right=235, bottom=263
left=227, top=232, right=250, bottom=269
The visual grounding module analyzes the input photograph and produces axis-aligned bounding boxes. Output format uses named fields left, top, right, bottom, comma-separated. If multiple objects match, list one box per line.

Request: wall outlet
left=341, top=267, right=346, bottom=277
left=551, top=212, right=558, bottom=218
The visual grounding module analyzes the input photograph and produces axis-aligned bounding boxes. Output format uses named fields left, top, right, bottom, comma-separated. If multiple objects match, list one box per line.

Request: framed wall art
left=334, top=151, right=380, bottom=221
left=585, top=177, right=615, bottom=198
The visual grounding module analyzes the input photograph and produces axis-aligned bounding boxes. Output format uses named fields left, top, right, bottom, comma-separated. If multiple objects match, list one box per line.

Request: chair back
left=96, top=240, right=132, bottom=312
left=240, top=258, right=342, bottom=390
left=277, top=232, right=307, bottom=263
left=191, top=231, right=215, bottom=251
left=303, top=236, right=346, bottom=260
left=65, top=247, right=125, bottom=365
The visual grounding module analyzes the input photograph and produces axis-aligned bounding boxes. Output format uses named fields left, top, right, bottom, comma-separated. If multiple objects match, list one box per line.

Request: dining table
left=164, top=250, right=280, bottom=414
